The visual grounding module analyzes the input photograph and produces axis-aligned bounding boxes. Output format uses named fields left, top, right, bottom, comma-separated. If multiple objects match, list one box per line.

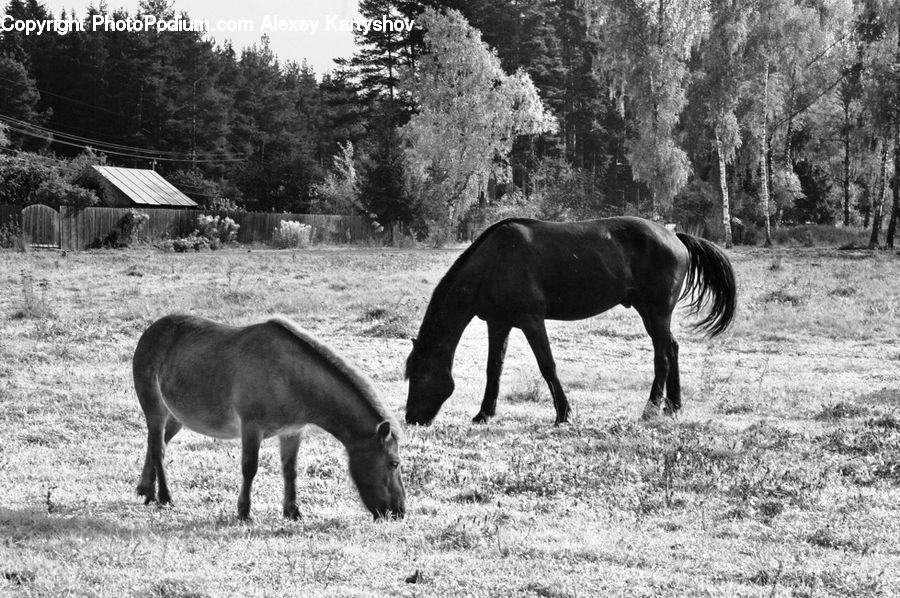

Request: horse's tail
left=675, top=233, right=736, bottom=337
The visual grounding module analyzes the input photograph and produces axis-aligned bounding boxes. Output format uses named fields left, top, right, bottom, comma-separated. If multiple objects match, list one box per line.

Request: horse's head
left=404, top=339, right=454, bottom=425
left=348, top=420, right=405, bottom=520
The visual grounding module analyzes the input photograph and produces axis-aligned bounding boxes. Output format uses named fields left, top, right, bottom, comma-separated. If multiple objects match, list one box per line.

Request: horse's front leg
left=237, top=425, right=263, bottom=520
left=473, top=321, right=512, bottom=423
left=279, top=433, right=302, bottom=520
left=520, top=318, right=570, bottom=425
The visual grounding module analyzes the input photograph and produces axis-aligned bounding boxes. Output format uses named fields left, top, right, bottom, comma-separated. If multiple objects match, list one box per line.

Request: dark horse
left=405, top=217, right=736, bottom=425
left=133, top=314, right=405, bottom=520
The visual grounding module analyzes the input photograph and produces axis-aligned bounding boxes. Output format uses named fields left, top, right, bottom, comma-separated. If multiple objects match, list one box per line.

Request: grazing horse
left=133, top=314, right=405, bottom=520
left=405, top=217, right=736, bottom=426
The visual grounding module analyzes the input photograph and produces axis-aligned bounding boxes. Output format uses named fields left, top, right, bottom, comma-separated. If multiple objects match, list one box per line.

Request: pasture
left=1, top=245, right=899, bottom=597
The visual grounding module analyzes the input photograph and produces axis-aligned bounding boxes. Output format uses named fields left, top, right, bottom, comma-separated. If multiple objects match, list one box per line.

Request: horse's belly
left=160, top=391, right=242, bottom=439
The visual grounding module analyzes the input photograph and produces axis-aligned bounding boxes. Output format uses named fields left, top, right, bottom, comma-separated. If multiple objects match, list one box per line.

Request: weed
left=11, top=272, right=53, bottom=319
left=358, top=305, right=414, bottom=338
left=142, top=579, right=211, bottom=598
left=505, top=378, right=545, bottom=403
left=762, top=288, right=805, bottom=306
left=816, top=401, right=869, bottom=420
left=806, top=527, right=869, bottom=552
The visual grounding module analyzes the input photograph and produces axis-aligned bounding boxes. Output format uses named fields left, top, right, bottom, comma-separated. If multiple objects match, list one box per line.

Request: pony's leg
left=520, top=318, right=570, bottom=425
left=638, top=309, right=672, bottom=420
left=473, top=321, right=512, bottom=423
left=237, top=425, right=263, bottom=520
left=153, top=418, right=183, bottom=504
left=664, top=337, right=681, bottom=415
left=137, top=409, right=172, bottom=504
left=137, top=422, right=161, bottom=504
left=279, top=433, right=302, bottom=520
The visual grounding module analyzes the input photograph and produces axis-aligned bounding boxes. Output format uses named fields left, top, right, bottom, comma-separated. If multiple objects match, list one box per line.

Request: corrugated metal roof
left=92, top=166, right=198, bottom=208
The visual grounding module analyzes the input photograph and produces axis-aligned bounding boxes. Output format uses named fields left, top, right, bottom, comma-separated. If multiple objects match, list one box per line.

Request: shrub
left=101, top=209, right=149, bottom=248
left=163, top=215, right=237, bottom=252
left=0, top=217, right=23, bottom=249
left=195, top=214, right=239, bottom=248
left=272, top=220, right=312, bottom=249
left=166, top=232, right=210, bottom=253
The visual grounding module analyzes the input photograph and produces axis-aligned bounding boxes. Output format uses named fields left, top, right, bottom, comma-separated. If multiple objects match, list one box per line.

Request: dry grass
left=1, top=246, right=899, bottom=596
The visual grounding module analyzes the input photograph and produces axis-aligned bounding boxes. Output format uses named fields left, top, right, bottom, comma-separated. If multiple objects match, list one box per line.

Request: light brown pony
left=133, top=314, right=405, bottom=520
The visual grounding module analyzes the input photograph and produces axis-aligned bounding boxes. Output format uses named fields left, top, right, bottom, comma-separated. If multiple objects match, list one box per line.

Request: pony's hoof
left=283, top=506, right=301, bottom=520
left=472, top=412, right=491, bottom=424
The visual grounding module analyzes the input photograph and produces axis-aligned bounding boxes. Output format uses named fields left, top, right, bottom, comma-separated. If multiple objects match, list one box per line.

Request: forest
left=0, top=0, right=898, bottom=247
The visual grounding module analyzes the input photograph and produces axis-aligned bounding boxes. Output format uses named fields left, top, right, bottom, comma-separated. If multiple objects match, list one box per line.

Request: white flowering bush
left=196, top=214, right=240, bottom=248
left=273, top=220, right=312, bottom=249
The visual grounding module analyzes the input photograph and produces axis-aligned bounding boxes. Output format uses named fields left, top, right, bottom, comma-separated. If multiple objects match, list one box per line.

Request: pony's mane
left=413, top=218, right=535, bottom=352
left=267, top=317, right=399, bottom=433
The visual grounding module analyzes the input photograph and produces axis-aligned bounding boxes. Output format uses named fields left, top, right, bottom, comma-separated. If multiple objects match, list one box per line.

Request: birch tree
left=585, top=0, right=711, bottom=217
left=400, top=8, right=557, bottom=235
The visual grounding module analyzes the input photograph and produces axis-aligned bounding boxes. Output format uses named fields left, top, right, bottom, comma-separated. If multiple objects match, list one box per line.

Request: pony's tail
left=676, top=233, right=736, bottom=337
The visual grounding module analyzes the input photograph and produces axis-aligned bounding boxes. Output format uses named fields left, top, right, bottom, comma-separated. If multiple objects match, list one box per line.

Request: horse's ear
left=376, top=420, right=392, bottom=443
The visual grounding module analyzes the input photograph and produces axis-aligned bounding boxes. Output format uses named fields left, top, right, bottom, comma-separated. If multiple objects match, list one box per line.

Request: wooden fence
left=0, top=205, right=376, bottom=250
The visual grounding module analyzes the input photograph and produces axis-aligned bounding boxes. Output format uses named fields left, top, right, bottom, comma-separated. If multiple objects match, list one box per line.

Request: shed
left=91, top=166, right=198, bottom=208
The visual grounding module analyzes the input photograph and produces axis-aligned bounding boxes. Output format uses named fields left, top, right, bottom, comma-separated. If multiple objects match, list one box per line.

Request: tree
left=688, top=0, right=753, bottom=246
left=400, top=8, right=557, bottom=235
left=0, top=55, right=48, bottom=149
left=585, top=0, right=711, bottom=216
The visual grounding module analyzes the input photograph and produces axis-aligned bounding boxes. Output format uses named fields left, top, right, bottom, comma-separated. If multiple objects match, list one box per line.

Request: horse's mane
left=267, top=317, right=399, bottom=433
left=408, top=218, right=535, bottom=372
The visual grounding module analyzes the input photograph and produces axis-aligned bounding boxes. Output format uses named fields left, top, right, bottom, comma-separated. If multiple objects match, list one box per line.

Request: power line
left=0, top=113, right=246, bottom=160
left=1, top=121, right=247, bottom=164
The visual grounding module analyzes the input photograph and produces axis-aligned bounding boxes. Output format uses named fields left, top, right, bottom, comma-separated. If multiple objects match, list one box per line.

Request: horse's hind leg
left=637, top=308, right=672, bottom=420
left=521, top=318, right=570, bottom=425
left=237, top=425, right=263, bottom=520
left=664, top=337, right=681, bottom=415
left=279, top=433, right=302, bottom=520
left=473, top=321, right=512, bottom=423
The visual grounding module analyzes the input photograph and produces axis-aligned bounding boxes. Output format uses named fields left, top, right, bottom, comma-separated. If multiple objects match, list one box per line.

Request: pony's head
left=404, top=339, right=454, bottom=425
left=348, top=420, right=405, bottom=520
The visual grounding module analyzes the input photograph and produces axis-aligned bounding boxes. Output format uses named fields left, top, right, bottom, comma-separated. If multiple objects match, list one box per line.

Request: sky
left=39, top=0, right=362, bottom=75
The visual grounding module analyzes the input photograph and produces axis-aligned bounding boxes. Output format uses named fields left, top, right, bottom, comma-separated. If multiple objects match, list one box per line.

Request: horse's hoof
left=641, top=405, right=661, bottom=421
left=283, top=506, right=301, bottom=521
left=472, top=412, right=491, bottom=424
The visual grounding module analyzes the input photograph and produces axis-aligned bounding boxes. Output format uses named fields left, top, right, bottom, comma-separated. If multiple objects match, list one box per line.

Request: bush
left=165, top=232, right=209, bottom=253
left=163, top=214, right=239, bottom=252
left=273, top=220, right=312, bottom=249
left=100, top=209, right=149, bottom=248
left=0, top=216, right=23, bottom=249
left=195, top=214, right=239, bottom=248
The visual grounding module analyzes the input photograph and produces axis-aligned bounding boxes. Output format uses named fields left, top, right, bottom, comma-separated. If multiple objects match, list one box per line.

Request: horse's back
left=467, top=217, right=688, bottom=319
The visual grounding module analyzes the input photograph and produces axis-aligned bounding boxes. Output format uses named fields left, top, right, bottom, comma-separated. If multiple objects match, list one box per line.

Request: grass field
left=1, top=245, right=899, bottom=597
